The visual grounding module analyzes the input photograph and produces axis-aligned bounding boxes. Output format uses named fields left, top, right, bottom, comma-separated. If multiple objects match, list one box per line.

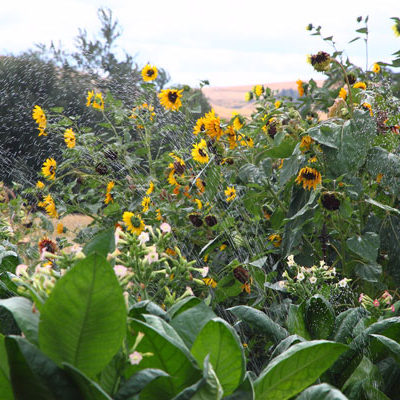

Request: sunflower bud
left=310, top=51, right=331, bottom=72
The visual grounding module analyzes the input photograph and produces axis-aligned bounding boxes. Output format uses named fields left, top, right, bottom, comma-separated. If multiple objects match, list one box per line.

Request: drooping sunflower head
left=42, top=158, right=57, bottom=180
left=353, top=81, right=367, bottom=90
left=299, top=135, right=314, bottom=152
left=188, top=213, right=203, bottom=227
left=192, top=139, right=209, bottom=164
left=320, top=191, right=341, bottom=211
left=205, top=215, right=218, bottom=227
left=295, top=166, right=322, bottom=190
left=141, top=64, right=158, bottom=82
left=158, top=89, right=183, bottom=111
left=122, top=211, right=145, bottom=235
left=310, top=51, right=331, bottom=72
left=224, top=186, right=236, bottom=202
left=64, top=128, right=76, bottom=149
left=38, top=237, right=57, bottom=254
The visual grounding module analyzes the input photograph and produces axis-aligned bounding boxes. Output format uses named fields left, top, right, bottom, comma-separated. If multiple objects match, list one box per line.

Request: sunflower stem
left=331, top=59, right=354, bottom=117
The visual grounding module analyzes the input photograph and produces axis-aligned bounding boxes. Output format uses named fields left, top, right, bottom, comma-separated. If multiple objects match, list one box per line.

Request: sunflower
left=193, top=117, right=207, bottom=135
left=32, top=105, right=47, bottom=136
left=169, top=153, right=185, bottom=174
left=268, top=234, right=282, bottom=248
left=205, top=215, right=217, bottom=227
left=158, top=89, right=183, bottom=111
left=168, top=168, right=178, bottom=186
left=38, top=237, right=57, bottom=254
left=274, top=100, right=282, bottom=109
left=353, top=82, right=366, bottom=90
left=225, top=125, right=238, bottom=149
left=156, top=208, right=162, bottom=221
left=146, top=181, right=154, bottom=195
left=192, top=139, right=209, bottom=164
left=309, top=51, right=331, bottom=72
left=123, top=212, right=145, bottom=235
left=362, top=102, right=373, bottom=116
left=202, top=277, right=217, bottom=288
left=141, top=196, right=151, bottom=213
left=194, top=198, right=202, bottom=210
left=296, top=80, right=304, bottom=97
left=295, top=167, right=322, bottom=190
left=189, top=213, right=203, bottom=227
left=232, top=113, right=244, bottom=130
left=245, top=92, right=252, bottom=102
left=141, top=64, right=158, bottom=82
left=42, top=158, right=57, bottom=180
left=195, top=178, right=206, bottom=194
left=56, top=223, right=64, bottom=234
left=253, top=85, right=263, bottom=97
left=204, top=109, right=223, bottom=140
left=64, top=128, right=76, bottom=149
left=372, top=63, right=381, bottom=74
left=38, top=194, right=58, bottom=218
left=104, top=181, right=115, bottom=204
left=36, top=181, right=45, bottom=189
left=224, top=186, right=236, bottom=202
left=320, top=192, right=341, bottom=211
left=93, top=93, right=104, bottom=110
left=86, top=90, right=94, bottom=107
left=338, top=87, right=347, bottom=100
left=392, top=18, right=400, bottom=37
left=240, top=136, right=254, bottom=147
left=299, top=135, right=314, bottom=152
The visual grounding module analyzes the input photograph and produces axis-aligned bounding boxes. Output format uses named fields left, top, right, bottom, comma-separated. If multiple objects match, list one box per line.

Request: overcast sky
left=1, top=0, right=399, bottom=87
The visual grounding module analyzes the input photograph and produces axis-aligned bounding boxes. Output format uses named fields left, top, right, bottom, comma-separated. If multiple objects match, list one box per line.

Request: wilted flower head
left=309, top=51, right=331, bottom=72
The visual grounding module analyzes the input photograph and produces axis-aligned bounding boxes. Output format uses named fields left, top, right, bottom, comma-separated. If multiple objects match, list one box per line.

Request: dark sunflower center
left=302, top=171, right=317, bottom=180
left=168, top=92, right=178, bottom=103
left=147, top=69, right=155, bottom=77
left=198, top=149, right=207, bottom=157
left=130, top=216, right=141, bottom=228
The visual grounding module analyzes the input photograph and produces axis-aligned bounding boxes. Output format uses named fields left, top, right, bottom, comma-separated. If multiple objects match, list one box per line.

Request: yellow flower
left=362, top=102, right=373, bottom=116
left=93, top=93, right=104, bottom=110
left=156, top=208, right=162, bottom=221
left=295, top=167, right=322, bottom=190
left=220, top=244, right=227, bottom=251
left=274, top=100, right=282, bottom=109
left=142, top=196, right=151, bottom=213
left=299, top=135, right=313, bottom=152
left=146, top=181, right=154, bottom=195
left=203, top=277, right=217, bottom=288
left=240, top=136, right=254, bottom=147
left=193, top=117, right=207, bottom=135
left=194, top=198, right=202, bottom=210
left=123, top=211, right=145, bottom=235
left=245, top=92, right=252, bottom=102
left=36, top=181, right=45, bottom=189
left=86, top=90, right=94, bottom=107
left=392, top=20, right=400, bottom=37
left=104, top=181, right=115, bottom=204
left=372, top=63, right=381, bottom=74
left=32, top=105, right=47, bottom=136
left=168, top=168, right=178, bottom=186
left=192, top=139, right=209, bottom=164
left=225, top=125, right=238, bottom=149
left=158, top=89, right=183, bottom=111
left=296, top=80, right=304, bottom=97
left=38, top=194, right=58, bottom=218
left=56, top=223, right=64, bottom=234
left=224, top=186, right=236, bottom=202
left=42, top=158, right=57, bottom=180
left=253, top=85, right=263, bottom=97
left=376, top=173, right=383, bottom=183
left=141, top=64, right=158, bottom=82
left=338, top=87, right=347, bottom=100
left=204, top=109, right=223, bottom=140
left=232, top=113, right=244, bottom=130
left=196, top=178, right=206, bottom=194
left=353, top=82, right=367, bottom=90
left=268, top=234, right=282, bottom=248
left=64, top=128, right=76, bottom=149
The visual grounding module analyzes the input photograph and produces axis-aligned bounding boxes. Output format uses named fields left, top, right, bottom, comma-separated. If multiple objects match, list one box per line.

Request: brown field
left=202, top=80, right=324, bottom=120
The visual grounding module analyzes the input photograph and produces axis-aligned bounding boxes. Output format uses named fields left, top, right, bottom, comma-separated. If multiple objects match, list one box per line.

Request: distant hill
left=202, top=81, right=324, bottom=120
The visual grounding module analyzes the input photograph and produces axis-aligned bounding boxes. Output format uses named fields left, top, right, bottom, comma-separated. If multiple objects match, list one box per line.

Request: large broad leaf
left=191, top=318, right=245, bottom=395
left=287, top=304, right=311, bottom=340
left=223, top=372, right=254, bottom=400
left=334, top=308, right=368, bottom=344
left=254, top=340, right=347, bottom=400
left=0, top=334, right=13, bottom=400
left=191, top=356, right=223, bottom=400
left=346, top=232, right=380, bottom=263
left=39, top=253, right=127, bottom=377
left=170, top=302, right=216, bottom=348
left=0, top=297, right=39, bottom=345
left=129, top=300, right=168, bottom=321
left=270, top=335, right=306, bottom=359
left=114, top=369, right=169, bottom=400
left=296, top=383, right=348, bottom=399
left=305, top=295, right=335, bottom=339
left=167, top=297, right=202, bottom=319
left=63, top=363, right=112, bottom=400
left=264, top=137, right=297, bottom=159
left=83, top=228, right=115, bottom=257
left=5, top=336, right=81, bottom=400
left=370, top=334, right=400, bottom=363
left=129, top=318, right=201, bottom=400
left=229, top=305, right=288, bottom=344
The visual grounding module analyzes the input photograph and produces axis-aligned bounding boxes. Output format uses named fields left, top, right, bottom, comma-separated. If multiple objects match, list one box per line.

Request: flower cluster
left=358, top=291, right=396, bottom=317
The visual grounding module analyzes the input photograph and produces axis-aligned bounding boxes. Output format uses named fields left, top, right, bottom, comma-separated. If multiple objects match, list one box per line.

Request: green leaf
left=63, top=363, right=112, bottom=400
left=5, top=336, right=81, bottom=400
left=265, top=137, right=297, bottom=158
left=129, top=300, right=168, bottom=321
left=287, top=304, right=311, bottom=340
left=334, top=308, right=368, bottom=344
left=0, top=297, right=39, bottom=345
left=354, top=262, right=382, bottom=283
left=228, top=306, right=288, bottom=344
left=191, top=318, right=245, bottom=395
left=170, top=302, right=216, bottom=348
left=296, top=383, right=348, bottom=399
left=190, top=356, right=223, bottom=400
left=0, top=334, right=12, bottom=400
left=223, top=372, right=255, bottom=400
left=365, top=198, right=400, bottom=216
left=305, top=295, right=335, bottom=339
left=271, top=335, right=306, bottom=359
left=83, top=228, right=116, bottom=257
left=39, top=253, right=126, bottom=377
left=114, top=369, right=169, bottom=400
left=254, top=340, right=347, bottom=400
left=129, top=318, right=201, bottom=400
left=346, top=232, right=380, bottom=263
left=167, top=297, right=202, bottom=319
left=370, top=334, right=400, bottom=363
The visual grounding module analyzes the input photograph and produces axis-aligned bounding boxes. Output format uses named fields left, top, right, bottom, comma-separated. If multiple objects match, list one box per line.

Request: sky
left=1, top=0, right=399, bottom=87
